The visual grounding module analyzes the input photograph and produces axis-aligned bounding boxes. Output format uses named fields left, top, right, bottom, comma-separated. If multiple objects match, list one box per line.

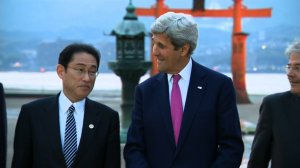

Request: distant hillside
left=0, top=24, right=299, bottom=73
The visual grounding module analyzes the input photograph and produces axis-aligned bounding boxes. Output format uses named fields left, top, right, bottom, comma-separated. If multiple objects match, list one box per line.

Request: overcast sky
left=1, top=0, right=299, bottom=33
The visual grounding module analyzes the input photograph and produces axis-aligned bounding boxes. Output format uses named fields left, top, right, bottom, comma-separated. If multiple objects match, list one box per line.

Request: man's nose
left=152, top=45, right=158, bottom=57
left=82, top=72, right=92, bottom=81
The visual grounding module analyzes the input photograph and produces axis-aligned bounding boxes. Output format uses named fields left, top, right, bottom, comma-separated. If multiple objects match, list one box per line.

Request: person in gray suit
left=248, top=41, right=300, bottom=168
left=12, top=43, right=120, bottom=168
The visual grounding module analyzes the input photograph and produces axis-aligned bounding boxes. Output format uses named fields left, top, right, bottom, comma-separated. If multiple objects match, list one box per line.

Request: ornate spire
left=124, top=0, right=137, bottom=20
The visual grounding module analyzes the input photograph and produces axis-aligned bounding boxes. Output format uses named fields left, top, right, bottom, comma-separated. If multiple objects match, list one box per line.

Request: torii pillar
left=135, top=0, right=272, bottom=104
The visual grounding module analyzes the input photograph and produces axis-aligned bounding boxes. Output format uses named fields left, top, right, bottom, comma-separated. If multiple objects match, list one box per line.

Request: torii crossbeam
left=135, top=0, right=272, bottom=104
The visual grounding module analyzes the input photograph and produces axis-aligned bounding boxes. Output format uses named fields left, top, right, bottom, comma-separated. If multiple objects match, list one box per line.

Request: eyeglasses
left=68, top=67, right=99, bottom=78
left=285, top=64, right=300, bottom=73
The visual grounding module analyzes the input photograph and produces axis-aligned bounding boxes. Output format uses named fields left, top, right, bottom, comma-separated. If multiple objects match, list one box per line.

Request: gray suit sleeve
left=247, top=97, right=272, bottom=168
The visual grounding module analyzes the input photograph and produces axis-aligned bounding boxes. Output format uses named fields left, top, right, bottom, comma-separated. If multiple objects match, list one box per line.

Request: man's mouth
left=79, top=85, right=90, bottom=89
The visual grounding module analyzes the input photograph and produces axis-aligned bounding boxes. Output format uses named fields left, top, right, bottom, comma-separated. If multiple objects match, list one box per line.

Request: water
left=0, top=72, right=290, bottom=95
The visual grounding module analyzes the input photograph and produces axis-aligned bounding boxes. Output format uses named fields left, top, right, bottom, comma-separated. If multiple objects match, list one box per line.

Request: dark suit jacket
left=248, top=91, right=300, bottom=168
left=124, top=60, right=244, bottom=168
left=12, top=93, right=120, bottom=168
left=0, top=83, right=7, bottom=168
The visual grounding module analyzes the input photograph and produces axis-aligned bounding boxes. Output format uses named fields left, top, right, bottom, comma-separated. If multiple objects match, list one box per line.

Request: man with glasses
left=12, top=43, right=120, bottom=168
left=248, top=41, right=300, bottom=168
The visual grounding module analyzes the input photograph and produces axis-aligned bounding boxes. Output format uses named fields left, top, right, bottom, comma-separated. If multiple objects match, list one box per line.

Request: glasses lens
left=285, top=65, right=290, bottom=73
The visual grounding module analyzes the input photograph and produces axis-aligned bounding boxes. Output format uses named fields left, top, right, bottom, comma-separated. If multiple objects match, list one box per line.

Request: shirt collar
left=59, top=91, right=86, bottom=114
left=167, top=58, right=192, bottom=82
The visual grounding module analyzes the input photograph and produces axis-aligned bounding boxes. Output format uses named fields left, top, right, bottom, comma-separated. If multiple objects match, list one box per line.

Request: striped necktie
left=64, top=105, right=77, bottom=168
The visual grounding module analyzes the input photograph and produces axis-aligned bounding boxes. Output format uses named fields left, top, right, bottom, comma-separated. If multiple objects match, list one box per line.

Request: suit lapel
left=42, top=94, right=65, bottom=165
left=74, top=98, right=102, bottom=164
left=175, top=61, right=207, bottom=154
left=156, top=73, right=177, bottom=147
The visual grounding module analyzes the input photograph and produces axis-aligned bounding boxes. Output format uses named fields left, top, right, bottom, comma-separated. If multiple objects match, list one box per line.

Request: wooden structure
left=135, top=0, right=272, bottom=103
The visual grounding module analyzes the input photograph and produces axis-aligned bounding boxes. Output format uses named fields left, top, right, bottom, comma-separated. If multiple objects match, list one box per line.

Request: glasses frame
left=68, top=66, right=99, bottom=78
left=285, top=64, right=300, bottom=73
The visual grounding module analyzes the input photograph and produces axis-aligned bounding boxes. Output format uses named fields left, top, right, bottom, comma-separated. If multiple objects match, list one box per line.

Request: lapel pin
left=197, top=86, right=202, bottom=89
left=89, top=124, right=94, bottom=129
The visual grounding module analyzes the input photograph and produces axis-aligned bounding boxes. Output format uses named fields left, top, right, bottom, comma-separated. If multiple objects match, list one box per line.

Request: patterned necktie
left=171, top=74, right=183, bottom=145
left=64, top=105, right=77, bottom=168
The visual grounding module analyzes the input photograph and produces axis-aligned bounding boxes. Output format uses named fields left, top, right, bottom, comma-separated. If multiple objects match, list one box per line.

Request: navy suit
left=12, top=93, right=120, bottom=168
left=0, top=83, right=7, bottom=168
left=124, top=60, right=244, bottom=168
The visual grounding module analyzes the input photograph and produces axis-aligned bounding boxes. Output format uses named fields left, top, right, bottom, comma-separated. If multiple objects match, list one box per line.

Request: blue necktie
left=64, top=105, right=77, bottom=168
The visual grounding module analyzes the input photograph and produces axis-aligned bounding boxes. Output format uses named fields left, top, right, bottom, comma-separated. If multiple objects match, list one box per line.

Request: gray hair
left=150, top=12, right=198, bottom=55
left=285, top=41, right=300, bottom=58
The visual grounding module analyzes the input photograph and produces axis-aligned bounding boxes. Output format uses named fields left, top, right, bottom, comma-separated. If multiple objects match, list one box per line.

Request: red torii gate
left=135, top=0, right=272, bottom=103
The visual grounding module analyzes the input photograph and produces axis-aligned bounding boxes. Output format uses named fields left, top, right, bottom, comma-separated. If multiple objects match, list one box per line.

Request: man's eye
left=158, top=43, right=165, bottom=49
left=74, top=68, right=84, bottom=73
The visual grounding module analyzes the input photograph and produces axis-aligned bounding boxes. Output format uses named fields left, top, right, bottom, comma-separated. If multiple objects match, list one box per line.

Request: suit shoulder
left=138, top=72, right=164, bottom=88
left=193, top=61, right=232, bottom=82
left=87, top=99, right=118, bottom=116
left=263, top=91, right=291, bottom=102
left=22, top=96, right=56, bottom=108
left=18, top=96, right=57, bottom=118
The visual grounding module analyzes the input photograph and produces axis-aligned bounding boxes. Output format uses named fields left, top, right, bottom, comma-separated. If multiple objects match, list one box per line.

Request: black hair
left=58, top=43, right=100, bottom=70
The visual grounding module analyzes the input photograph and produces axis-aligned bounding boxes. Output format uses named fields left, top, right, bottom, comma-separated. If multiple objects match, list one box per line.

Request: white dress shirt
left=59, top=91, right=85, bottom=148
left=167, top=58, right=192, bottom=111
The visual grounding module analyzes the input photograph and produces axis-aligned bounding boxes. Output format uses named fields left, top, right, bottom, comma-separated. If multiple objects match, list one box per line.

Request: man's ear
left=181, top=43, right=190, bottom=57
left=56, top=64, right=65, bottom=79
